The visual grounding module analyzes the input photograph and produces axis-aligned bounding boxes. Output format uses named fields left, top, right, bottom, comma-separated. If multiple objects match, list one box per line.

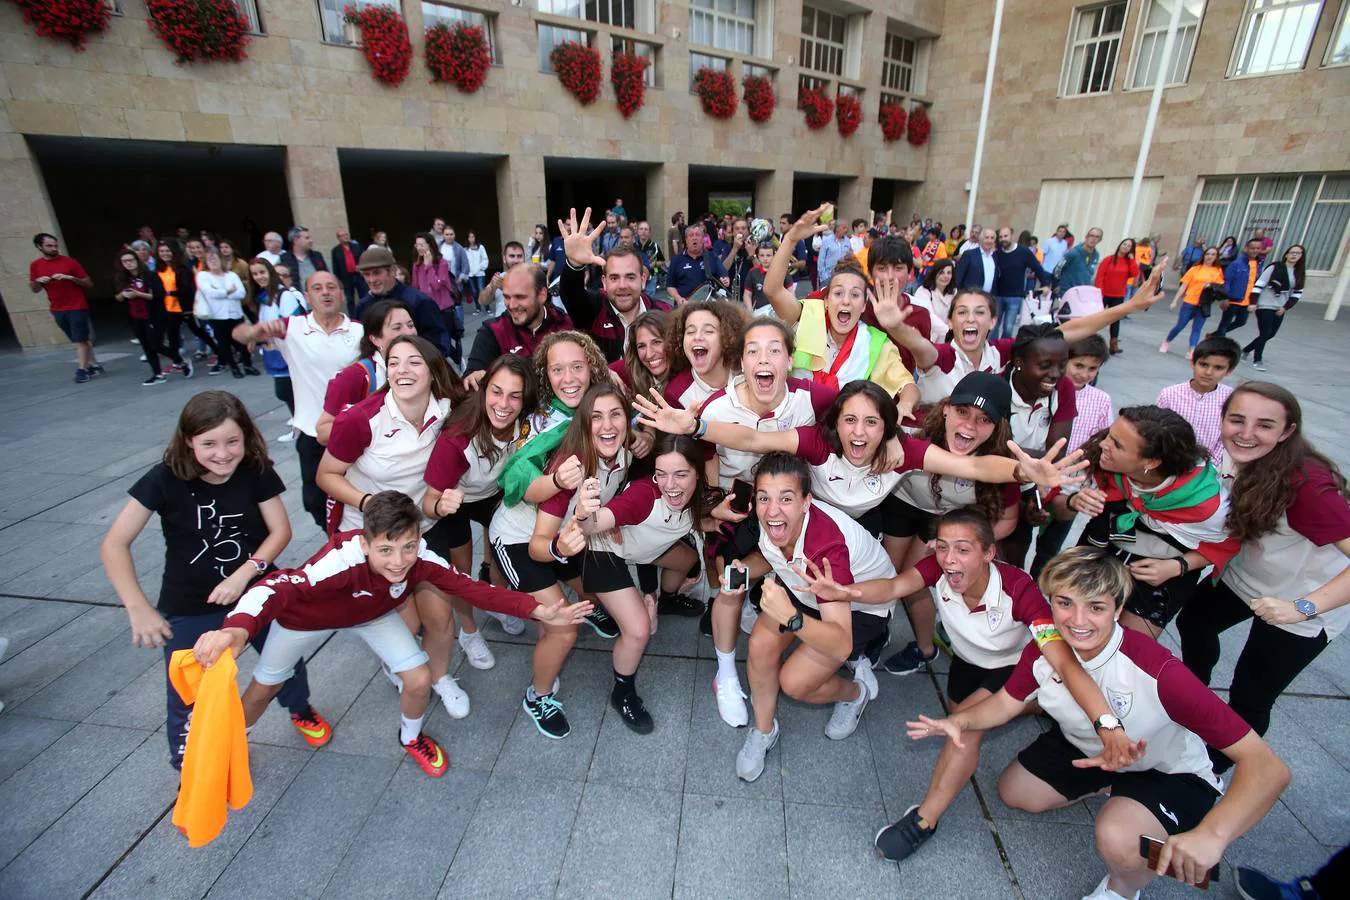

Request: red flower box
left=879, top=102, right=907, bottom=142
left=344, top=4, right=412, bottom=87
left=743, top=74, right=774, bottom=123
left=799, top=85, right=833, bottom=130
left=146, top=0, right=250, bottom=64
left=12, top=0, right=109, bottom=51
left=908, top=106, right=932, bottom=146
left=836, top=93, right=861, bottom=138
left=551, top=41, right=601, bottom=105
left=694, top=67, right=737, bottom=119
left=611, top=51, right=650, bottom=118
left=425, top=21, right=490, bottom=93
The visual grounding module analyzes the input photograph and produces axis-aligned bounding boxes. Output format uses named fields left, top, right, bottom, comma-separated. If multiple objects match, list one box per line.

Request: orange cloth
left=168, top=648, right=252, bottom=848
left=159, top=267, right=181, bottom=314
left=1179, top=265, right=1224, bottom=306
left=1133, top=245, right=1153, bottom=285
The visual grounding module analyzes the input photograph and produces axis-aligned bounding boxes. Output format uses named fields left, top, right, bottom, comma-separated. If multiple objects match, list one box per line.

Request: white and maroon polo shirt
left=1009, top=377, right=1076, bottom=453
left=1004, top=624, right=1251, bottom=791
left=759, top=500, right=896, bottom=618
left=326, top=391, right=450, bottom=533
left=488, top=449, right=630, bottom=547
left=662, top=368, right=723, bottom=412
left=225, top=530, right=536, bottom=638
left=795, top=425, right=930, bottom=517
left=323, top=356, right=384, bottom=417
left=274, top=313, right=363, bottom=436
left=424, top=422, right=521, bottom=503
left=589, top=479, right=694, bottom=565
left=700, top=376, right=834, bottom=490
left=916, top=338, right=1012, bottom=407
left=893, top=469, right=1021, bottom=516
left=1222, top=462, right=1350, bottom=640
left=916, top=556, right=1049, bottom=669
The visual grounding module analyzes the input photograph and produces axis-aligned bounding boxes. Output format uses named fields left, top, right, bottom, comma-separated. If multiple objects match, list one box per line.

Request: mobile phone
left=722, top=563, right=748, bottom=592
left=730, top=479, right=753, bottom=515
left=1138, top=835, right=1215, bottom=889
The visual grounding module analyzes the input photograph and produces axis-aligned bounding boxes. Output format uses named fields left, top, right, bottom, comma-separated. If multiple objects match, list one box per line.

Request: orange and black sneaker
left=289, top=706, right=332, bottom=748
left=401, top=733, right=449, bottom=778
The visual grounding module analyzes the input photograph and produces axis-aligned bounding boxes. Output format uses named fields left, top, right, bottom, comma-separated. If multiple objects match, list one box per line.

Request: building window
left=320, top=0, right=399, bottom=45
left=689, top=0, right=756, bottom=56
left=1324, top=0, right=1350, bottom=66
left=540, top=24, right=591, bottom=72
left=1060, top=2, right=1128, bottom=96
left=743, top=62, right=773, bottom=78
left=423, top=4, right=500, bottom=63
left=882, top=32, right=917, bottom=93
left=689, top=50, right=729, bottom=90
left=800, top=4, right=846, bottom=76
left=613, top=35, right=658, bottom=86
left=1188, top=173, right=1350, bottom=273
left=233, top=0, right=263, bottom=33
left=1127, top=0, right=1203, bottom=88
left=797, top=72, right=829, bottom=106
left=105, top=0, right=123, bottom=15
left=1230, top=0, right=1323, bottom=76
left=538, top=1, right=650, bottom=31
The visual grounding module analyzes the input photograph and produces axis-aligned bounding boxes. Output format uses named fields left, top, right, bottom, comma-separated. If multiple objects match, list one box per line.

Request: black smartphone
left=1138, top=835, right=1215, bottom=889
left=730, top=479, right=753, bottom=515
left=722, top=563, right=748, bottom=592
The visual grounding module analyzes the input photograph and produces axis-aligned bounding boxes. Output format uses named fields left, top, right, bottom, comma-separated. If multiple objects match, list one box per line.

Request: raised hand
left=786, top=204, right=834, bottom=244
left=463, top=370, right=486, bottom=392
left=1127, top=261, right=1167, bottom=311
left=758, top=576, right=795, bottom=628
left=1006, top=439, right=1088, bottom=492
left=632, top=388, right=697, bottom=435
left=559, top=207, right=606, bottom=268
left=435, top=488, right=465, bottom=518
left=870, top=277, right=916, bottom=333
left=793, top=558, right=861, bottom=604
left=555, top=516, right=587, bottom=557
left=553, top=455, right=585, bottom=491
left=575, top=477, right=602, bottom=520
left=533, top=597, right=595, bottom=626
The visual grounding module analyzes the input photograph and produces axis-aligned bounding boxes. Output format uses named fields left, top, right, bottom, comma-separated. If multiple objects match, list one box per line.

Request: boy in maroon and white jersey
left=191, top=492, right=591, bottom=777
left=906, top=547, right=1290, bottom=900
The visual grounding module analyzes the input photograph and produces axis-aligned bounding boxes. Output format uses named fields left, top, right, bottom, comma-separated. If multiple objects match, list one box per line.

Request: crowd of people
left=18, top=197, right=1342, bottom=898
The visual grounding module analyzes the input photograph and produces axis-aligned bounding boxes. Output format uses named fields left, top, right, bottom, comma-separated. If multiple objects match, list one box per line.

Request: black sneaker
left=208, top=363, right=226, bottom=376
left=478, top=561, right=491, bottom=583
left=611, top=690, right=654, bottom=734
left=87, top=364, right=106, bottom=377
left=74, top=368, right=90, bottom=384
left=879, top=641, right=938, bottom=676
left=242, top=364, right=261, bottom=376
left=584, top=606, right=620, bottom=639
left=698, top=601, right=713, bottom=637
left=231, top=366, right=245, bottom=379
left=142, top=374, right=167, bottom=386
left=658, top=591, right=704, bottom=617
left=180, top=358, right=194, bottom=378
left=874, top=805, right=937, bottom=861
left=522, top=691, right=570, bottom=739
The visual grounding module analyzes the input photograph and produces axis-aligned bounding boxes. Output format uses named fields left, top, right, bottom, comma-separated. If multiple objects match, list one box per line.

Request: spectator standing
left=440, top=225, right=471, bottom=297
left=1243, top=244, right=1305, bottom=371
left=115, top=248, right=186, bottom=385
left=257, top=231, right=284, bottom=266
left=527, top=224, right=550, bottom=266
left=251, top=257, right=301, bottom=441
left=29, top=232, right=101, bottom=383
left=912, top=259, right=958, bottom=343
left=465, top=231, right=489, bottom=307
left=611, top=197, right=628, bottom=220
left=475, top=241, right=527, bottom=317
left=816, top=219, right=851, bottom=284
left=959, top=224, right=982, bottom=256
left=1055, top=226, right=1102, bottom=291
left=992, top=227, right=1052, bottom=339
left=1216, top=235, right=1239, bottom=266
left=665, top=223, right=729, bottom=303
left=357, top=245, right=452, bottom=360
left=954, top=227, right=998, bottom=292
left=330, top=227, right=367, bottom=315
left=196, top=249, right=254, bottom=378
left=1178, top=236, right=1207, bottom=273
left=1093, top=238, right=1140, bottom=355
left=1210, top=238, right=1264, bottom=340
left=1040, top=224, right=1070, bottom=277
left=155, top=241, right=218, bottom=365
left=279, top=226, right=327, bottom=289
left=667, top=211, right=686, bottom=260
left=412, top=232, right=457, bottom=342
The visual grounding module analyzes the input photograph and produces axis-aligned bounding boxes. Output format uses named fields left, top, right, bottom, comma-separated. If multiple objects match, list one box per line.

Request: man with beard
left=556, top=208, right=671, bottom=362
left=353, top=246, right=452, bottom=359
left=992, top=226, right=1053, bottom=339
left=463, top=262, right=573, bottom=390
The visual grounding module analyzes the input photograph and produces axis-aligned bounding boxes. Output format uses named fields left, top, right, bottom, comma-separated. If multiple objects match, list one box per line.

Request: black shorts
left=947, top=655, right=1016, bottom=705
left=1017, top=725, right=1220, bottom=835
left=579, top=550, right=637, bottom=594
left=788, top=591, right=891, bottom=662
left=490, top=540, right=580, bottom=594
left=884, top=496, right=938, bottom=541
left=424, top=493, right=501, bottom=555
left=52, top=309, right=91, bottom=343
left=1094, top=545, right=1203, bottom=630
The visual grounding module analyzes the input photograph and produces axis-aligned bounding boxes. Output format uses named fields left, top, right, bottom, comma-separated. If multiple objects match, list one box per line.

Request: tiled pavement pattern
left=1, top=302, right=1347, bottom=899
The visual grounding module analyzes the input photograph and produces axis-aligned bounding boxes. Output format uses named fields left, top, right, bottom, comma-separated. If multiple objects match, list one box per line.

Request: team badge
left=864, top=475, right=881, bottom=493
left=390, top=582, right=407, bottom=599
left=955, top=479, right=973, bottom=491
left=1106, top=689, right=1132, bottom=718
left=987, top=607, right=1003, bottom=630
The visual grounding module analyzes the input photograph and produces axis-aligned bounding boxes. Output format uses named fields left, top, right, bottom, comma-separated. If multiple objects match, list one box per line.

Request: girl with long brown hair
left=1177, top=382, right=1350, bottom=772
left=115, top=247, right=187, bottom=385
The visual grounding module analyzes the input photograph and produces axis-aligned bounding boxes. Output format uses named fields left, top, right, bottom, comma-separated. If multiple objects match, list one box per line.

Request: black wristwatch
left=780, top=612, right=804, bottom=634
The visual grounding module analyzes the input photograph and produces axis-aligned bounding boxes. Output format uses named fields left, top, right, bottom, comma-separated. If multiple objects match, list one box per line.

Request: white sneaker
left=434, top=675, right=470, bottom=719
left=850, top=657, right=879, bottom=701
left=735, top=720, right=779, bottom=782
left=1080, top=874, right=1139, bottom=900
left=824, top=672, right=871, bottom=740
left=458, top=629, right=496, bottom=670
left=739, top=598, right=758, bottom=635
left=714, top=675, right=749, bottom=728
left=384, top=664, right=404, bottom=693
left=277, top=430, right=295, bottom=443
left=486, top=609, right=526, bottom=635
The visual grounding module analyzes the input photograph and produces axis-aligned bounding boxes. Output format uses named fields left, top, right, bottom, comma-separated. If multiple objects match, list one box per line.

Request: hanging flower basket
left=550, top=41, right=601, bottom=105
left=836, top=93, right=861, bottom=138
left=799, top=85, right=833, bottom=130
left=743, top=74, right=774, bottom=123
left=11, top=0, right=109, bottom=51
left=425, top=21, right=490, bottom=93
left=611, top=51, right=650, bottom=118
left=694, top=67, right=737, bottom=119
left=344, top=4, right=412, bottom=86
left=879, top=102, right=908, bottom=143
left=145, top=0, right=250, bottom=64
left=908, top=106, right=932, bottom=147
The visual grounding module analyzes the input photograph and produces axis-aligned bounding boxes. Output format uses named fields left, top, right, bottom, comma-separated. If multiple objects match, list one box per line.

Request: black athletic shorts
left=491, top=540, right=580, bottom=594
left=947, top=655, right=1016, bottom=705
left=788, top=591, right=891, bottom=663
left=884, top=496, right=938, bottom=541
left=1017, top=724, right=1220, bottom=835
left=1092, top=543, right=1203, bottom=630
left=424, top=493, right=501, bottom=555
left=579, top=550, right=637, bottom=594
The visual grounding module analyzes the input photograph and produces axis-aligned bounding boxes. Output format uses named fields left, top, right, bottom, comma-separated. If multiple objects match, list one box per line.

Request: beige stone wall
left=915, top=0, right=1350, bottom=268
left=0, top=0, right=943, bottom=346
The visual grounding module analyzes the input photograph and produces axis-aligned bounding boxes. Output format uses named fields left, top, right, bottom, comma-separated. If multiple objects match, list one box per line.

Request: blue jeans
left=467, top=275, right=486, bottom=308
left=163, top=611, right=312, bottom=769
left=1165, top=304, right=1208, bottom=349
left=995, top=296, right=1023, bottom=339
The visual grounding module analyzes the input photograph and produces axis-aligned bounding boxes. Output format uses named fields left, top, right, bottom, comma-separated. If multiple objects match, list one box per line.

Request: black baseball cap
left=949, top=372, right=1012, bottom=423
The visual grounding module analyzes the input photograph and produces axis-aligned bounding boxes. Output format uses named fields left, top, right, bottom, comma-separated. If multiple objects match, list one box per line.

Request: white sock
left=399, top=714, right=424, bottom=744
left=716, top=648, right=739, bottom=685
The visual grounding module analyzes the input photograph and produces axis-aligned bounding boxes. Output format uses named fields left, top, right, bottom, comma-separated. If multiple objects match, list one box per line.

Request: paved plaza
left=0, top=303, right=1347, bottom=899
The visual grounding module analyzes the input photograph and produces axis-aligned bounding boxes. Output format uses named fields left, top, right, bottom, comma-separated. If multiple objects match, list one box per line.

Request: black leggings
left=132, top=317, right=183, bottom=376
left=167, top=312, right=219, bottom=357
left=273, top=375, right=295, bottom=414
left=1103, top=296, right=1124, bottom=339
left=1242, top=307, right=1284, bottom=363
left=208, top=318, right=246, bottom=369
left=1176, top=578, right=1328, bottom=773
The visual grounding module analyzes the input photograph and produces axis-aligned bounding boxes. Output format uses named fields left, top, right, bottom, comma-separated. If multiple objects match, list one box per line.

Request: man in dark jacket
left=953, top=227, right=999, bottom=292
left=463, top=263, right=573, bottom=390
left=279, top=226, right=328, bottom=291
left=991, top=226, right=1053, bottom=339
left=353, top=246, right=452, bottom=359
left=330, top=228, right=367, bottom=315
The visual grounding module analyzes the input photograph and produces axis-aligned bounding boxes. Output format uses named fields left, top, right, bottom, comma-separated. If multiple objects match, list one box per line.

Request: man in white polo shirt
left=235, top=271, right=361, bottom=529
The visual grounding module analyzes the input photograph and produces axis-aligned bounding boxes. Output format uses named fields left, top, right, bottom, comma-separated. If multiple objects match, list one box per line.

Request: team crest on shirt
left=1106, top=689, right=1133, bottom=718
left=955, top=479, right=973, bottom=491
left=390, top=582, right=407, bottom=599
left=987, top=607, right=1003, bottom=630
left=864, top=475, right=881, bottom=493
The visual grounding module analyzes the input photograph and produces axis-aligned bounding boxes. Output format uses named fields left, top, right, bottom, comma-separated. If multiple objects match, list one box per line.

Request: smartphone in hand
left=722, top=563, right=748, bottom=592
left=730, top=479, right=753, bottom=515
left=1138, top=835, right=1216, bottom=889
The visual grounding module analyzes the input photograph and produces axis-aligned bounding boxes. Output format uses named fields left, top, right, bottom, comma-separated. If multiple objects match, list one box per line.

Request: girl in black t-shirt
left=102, top=391, right=326, bottom=769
